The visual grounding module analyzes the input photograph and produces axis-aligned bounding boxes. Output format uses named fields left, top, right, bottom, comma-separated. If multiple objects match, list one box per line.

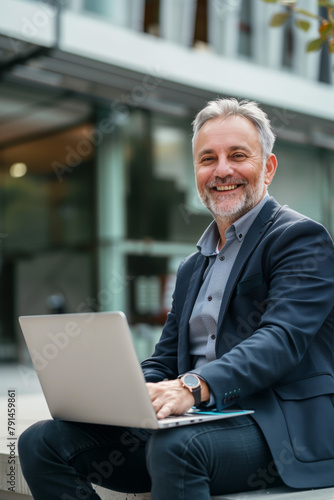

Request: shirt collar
left=197, top=193, right=269, bottom=256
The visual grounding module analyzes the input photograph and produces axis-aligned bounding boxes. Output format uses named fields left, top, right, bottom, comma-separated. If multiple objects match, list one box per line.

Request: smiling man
left=193, top=111, right=277, bottom=245
left=19, top=98, right=334, bottom=500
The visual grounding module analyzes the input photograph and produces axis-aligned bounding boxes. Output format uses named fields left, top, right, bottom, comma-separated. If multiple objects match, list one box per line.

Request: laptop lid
left=19, top=312, right=253, bottom=429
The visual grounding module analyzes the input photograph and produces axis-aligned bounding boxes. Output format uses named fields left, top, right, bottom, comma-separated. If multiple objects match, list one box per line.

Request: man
left=19, top=98, right=334, bottom=499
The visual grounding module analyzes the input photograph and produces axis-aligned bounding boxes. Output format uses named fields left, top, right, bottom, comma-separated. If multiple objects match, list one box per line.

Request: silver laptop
left=19, top=311, right=253, bottom=429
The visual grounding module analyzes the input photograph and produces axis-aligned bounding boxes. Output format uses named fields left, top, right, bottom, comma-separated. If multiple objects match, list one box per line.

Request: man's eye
left=202, top=157, right=214, bottom=162
left=232, top=154, right=245, bottom=160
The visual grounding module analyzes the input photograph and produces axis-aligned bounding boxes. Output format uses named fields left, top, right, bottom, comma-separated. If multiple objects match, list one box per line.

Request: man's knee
left=18, top=420, right=65, bottom=475
left=146, top=428, right=186, bottom=474
left=19, top=420, right=49, bottom=455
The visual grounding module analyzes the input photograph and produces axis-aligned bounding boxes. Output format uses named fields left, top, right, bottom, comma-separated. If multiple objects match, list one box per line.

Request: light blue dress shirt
left=189, top=194, right=269, bottom=370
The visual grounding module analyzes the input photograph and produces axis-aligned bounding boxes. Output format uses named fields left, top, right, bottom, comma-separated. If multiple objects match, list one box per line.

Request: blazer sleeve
left=141, top=295, right=180, bottom=382
left=141, top=253, right=198, bottom=382
left=193, top=218, right=334, bottom=410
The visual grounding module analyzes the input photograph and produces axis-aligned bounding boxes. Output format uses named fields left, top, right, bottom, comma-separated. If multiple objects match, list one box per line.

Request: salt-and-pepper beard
left=197, top=168, right=266, bottom=224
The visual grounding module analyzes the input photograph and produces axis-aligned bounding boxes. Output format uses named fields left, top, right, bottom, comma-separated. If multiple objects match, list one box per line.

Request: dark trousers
left=18, top=415, right=283, bottom=500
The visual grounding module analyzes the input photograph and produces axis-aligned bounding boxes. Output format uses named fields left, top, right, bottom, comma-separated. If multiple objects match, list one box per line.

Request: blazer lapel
left=216, top=197, right=282, bottom=333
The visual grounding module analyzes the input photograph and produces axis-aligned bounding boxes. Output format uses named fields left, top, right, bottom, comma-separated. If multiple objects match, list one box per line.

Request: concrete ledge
left=2, top=451, right=334, bottom=500
left=94, top=486, right=334, bottom=499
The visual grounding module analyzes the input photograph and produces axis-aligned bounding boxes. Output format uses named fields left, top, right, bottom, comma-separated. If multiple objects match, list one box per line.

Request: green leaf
left=270, top=12, right=291, bottom=27
left=294, top=8, right=320, bottom=20
left=295, top=19, right=311, bottom=31
left=262, top=0, right=279, bottom=3
left=306, top=37, right=326, bottom=51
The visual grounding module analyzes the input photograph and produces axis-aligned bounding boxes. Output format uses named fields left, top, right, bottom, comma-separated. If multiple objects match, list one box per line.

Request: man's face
left=194, top=115, right=276, bottom=223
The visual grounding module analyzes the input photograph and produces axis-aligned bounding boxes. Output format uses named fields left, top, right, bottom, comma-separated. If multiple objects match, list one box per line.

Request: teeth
left=215, top=184, right=238, bottom=191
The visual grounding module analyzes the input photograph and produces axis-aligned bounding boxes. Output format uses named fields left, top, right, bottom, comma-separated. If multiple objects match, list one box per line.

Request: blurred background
left=0, top=0, right=333, bottom=367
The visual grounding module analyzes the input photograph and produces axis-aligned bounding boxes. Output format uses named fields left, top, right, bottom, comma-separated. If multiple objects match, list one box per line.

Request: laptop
left=19, top=311, right=253, bottom=429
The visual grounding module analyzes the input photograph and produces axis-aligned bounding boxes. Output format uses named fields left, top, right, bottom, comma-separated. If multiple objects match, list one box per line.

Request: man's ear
left=264, top=154, right=277, bottom=186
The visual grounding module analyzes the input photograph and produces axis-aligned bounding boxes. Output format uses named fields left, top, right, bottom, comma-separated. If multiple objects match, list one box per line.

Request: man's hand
left=146, top=378, right=210, bottom=419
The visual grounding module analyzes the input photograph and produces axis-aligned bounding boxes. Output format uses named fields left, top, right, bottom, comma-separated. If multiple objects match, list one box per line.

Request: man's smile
left=213, top=184, right=240, bottom=191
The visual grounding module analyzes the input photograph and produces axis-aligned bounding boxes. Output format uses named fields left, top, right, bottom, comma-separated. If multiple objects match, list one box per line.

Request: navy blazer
left=141, top=197, right=334, bottom=489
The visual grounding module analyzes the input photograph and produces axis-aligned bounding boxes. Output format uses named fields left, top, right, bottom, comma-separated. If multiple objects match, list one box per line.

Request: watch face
left=183, top=374, right=199, bottom=388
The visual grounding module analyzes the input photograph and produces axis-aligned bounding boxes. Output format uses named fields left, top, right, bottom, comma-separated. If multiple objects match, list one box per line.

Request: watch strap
left=191, top=384, right=202, bottom=407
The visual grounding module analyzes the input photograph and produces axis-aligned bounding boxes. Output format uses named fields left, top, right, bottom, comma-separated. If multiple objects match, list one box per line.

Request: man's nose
left=213, top=156, right=234, bottom=178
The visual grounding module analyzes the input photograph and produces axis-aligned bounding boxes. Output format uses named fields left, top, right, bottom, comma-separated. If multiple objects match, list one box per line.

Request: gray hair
left=192, top=98, right=276, bottom=160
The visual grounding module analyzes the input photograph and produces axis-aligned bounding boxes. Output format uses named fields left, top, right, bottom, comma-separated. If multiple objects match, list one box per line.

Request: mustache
left=206, top=176, right=248, bottom=188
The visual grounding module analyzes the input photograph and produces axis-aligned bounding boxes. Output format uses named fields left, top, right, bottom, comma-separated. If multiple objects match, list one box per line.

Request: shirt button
left=211, top=334, right=216, bottom=340
left=219, top=255, right=225, bottom=261
left=239, top=233, right=243, bottom=239
left=208, top=296, right=212, bottom=301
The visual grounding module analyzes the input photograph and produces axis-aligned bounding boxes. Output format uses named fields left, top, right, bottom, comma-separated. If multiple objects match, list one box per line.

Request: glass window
left=281, top=16, right=294, bottom=69
left=120, top=109, right=212, bottom=342
left=125, top=110, right=211, bottom=244
left=269, top=141, right=326, bottom=224
left=82, top=0, right=145, bottom=30
left=0, top=125, right=94, bottom=252
left=238, top=0, right=252, bottom=57
left=0, top=124, right=96, bottom=361
left=144, top=0, right=160, bottom=35
left=194, top=0, right=208, bottom=46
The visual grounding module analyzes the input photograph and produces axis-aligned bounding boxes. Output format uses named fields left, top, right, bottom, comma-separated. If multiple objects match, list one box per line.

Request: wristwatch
left=180, top=374, right=202, bottom=407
